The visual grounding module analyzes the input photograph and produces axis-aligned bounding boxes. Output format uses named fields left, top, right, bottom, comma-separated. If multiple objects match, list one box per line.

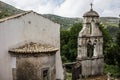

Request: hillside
left=0, top=1, right=119, bottom=28
left=0, top=1, right=119, bottom=36
left=43, top=14, right=119, bottom=38
left=100, top=17, right=119, bottom=27
left=43, top=14, right=82, bottom=30
left=0, top=1, right=23, bottom=18
left=100, top=17, right=119, bottom=39
left=43, top=14, right=119, bottom=28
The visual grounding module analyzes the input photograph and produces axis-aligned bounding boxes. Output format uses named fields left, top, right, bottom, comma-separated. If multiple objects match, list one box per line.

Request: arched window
left=87, top=40, right=94, bottom=58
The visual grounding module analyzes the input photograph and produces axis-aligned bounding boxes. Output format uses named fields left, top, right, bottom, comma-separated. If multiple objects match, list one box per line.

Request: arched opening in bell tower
left=87, top=40, right=94, bottom=58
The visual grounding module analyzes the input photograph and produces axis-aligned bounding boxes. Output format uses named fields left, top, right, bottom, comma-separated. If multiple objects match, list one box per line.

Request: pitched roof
left=9, top=42, right=58, bottom=54
left=0, top=10, right=58, bottom=24
left=0, top=11, right=31, bottom=23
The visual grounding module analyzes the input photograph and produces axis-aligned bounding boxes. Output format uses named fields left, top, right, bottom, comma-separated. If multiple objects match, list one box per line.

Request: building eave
left=0, top=10, right=60, bottom=25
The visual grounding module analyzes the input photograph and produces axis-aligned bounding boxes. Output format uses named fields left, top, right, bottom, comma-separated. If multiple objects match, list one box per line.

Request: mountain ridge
left=0, top=1, right=23, bottom=18
left=0, top=1, right=119, bottom=30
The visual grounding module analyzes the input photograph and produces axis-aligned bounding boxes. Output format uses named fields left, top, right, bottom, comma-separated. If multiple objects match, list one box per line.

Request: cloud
left=1, top=0, right=120, bottom=17
left=93, top=0, right=120, bottom=17
left=55, top=0, right=120, bottom=17
left=54, top=0, right=93, bottom=17
left=1, top=0, right=64, bottom=14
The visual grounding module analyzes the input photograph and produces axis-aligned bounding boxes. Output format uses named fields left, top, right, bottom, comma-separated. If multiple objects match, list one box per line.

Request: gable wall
left=0, top=12, right=63, bottom=80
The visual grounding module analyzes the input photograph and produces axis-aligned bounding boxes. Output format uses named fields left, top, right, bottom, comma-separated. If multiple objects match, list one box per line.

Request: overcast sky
left=1, top=0, right=120, bottom=18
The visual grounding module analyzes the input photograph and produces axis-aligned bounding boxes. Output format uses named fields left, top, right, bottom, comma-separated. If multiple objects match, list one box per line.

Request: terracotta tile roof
left=9, top=42, right=58, bottom=53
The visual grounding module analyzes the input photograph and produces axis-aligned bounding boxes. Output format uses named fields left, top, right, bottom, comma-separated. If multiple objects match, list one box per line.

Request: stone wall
left=78, top=57, right=104, bottom=77
left=16, top=54, right=56, bottom=80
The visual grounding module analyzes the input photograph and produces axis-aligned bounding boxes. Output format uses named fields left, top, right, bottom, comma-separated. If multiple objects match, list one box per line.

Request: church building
left=0, top=11, right=64, bottom=80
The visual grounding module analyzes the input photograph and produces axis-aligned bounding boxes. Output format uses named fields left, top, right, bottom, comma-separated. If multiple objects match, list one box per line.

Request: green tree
left=99, top=24, right=116, bottom=65
left=61, top=23, right=117, bottom=65
left=60, top=23, right=82, bottom=63
left=115, top=22, right=120, bottom=67
left=103, top=22, right=120, bottom=77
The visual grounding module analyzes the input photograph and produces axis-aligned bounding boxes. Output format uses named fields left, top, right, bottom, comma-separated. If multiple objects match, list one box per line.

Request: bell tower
left=77, top=3, right=104, bottom=76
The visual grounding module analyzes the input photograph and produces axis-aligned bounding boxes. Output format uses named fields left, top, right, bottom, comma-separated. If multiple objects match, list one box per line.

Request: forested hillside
left=0, top=1, right=23, bottom=18
left=0, top=1, right=119, bottom=33
left=43, top=14, right=82, bottom=30
left=43, top=14, right=119, bottom=29
left=43, top=14, right=119, bottom=40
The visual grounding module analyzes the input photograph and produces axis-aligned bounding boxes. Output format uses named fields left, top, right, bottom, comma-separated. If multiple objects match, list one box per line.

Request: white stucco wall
left=0, top=12, right=64, bottom=80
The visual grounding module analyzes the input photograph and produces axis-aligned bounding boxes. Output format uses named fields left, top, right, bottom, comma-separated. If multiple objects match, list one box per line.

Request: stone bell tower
left=77, top=3, right=104, bottom=76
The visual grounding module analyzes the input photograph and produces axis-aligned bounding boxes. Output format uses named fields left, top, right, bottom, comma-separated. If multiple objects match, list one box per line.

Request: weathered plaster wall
left=80, top=58, right=104, bottom=76
left=0, top=12, right=63, bottom=80
left=16, top=54, right=55, bottom=80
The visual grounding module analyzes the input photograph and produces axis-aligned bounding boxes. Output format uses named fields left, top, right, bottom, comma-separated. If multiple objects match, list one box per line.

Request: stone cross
left=90, top=3, right=93, bottom=11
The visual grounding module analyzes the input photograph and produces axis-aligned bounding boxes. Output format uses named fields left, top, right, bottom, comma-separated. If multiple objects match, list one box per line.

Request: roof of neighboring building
left=9, top=42, right=58, bottom=54
left=0, top=10, right=58, bottom=24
